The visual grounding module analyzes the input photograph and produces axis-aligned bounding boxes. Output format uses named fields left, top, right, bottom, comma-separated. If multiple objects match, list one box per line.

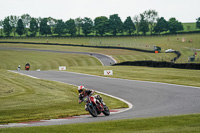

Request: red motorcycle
left=82, top=95, right=110, bottom=117
left=25, top=63, right=30, bottom=70
left=25, top=65, right=30, bottom=70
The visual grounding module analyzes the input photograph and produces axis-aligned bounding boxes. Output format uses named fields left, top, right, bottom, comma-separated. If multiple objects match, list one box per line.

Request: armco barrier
left=113, top=61, right=200, bottom=70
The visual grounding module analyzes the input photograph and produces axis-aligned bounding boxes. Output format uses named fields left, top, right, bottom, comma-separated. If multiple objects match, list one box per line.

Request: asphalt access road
left=1, top=70, right=200, bottom=127
left=0, top=47, right=116, bottom=66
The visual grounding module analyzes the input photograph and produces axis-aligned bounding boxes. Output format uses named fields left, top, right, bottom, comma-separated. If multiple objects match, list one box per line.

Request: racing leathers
left=78, top=89, right=105, bottom=110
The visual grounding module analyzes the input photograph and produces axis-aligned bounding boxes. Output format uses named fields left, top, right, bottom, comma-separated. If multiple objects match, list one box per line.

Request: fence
left=113, top=61, right=200, bottom=70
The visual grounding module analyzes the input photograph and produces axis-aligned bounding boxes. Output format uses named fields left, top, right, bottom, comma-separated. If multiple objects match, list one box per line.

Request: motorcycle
left=25, top=65, right=30, bottom=70
left=82, top=95, right=110, bottom=117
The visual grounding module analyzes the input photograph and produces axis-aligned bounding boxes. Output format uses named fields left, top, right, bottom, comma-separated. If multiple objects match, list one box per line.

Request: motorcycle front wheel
left=102, top=105, right=110, bottom=116
left=87, top=104, right=98, bottom=117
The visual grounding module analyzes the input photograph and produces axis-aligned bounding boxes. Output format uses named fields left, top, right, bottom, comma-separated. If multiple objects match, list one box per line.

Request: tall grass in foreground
left=1, top=114, right=199, bottom=133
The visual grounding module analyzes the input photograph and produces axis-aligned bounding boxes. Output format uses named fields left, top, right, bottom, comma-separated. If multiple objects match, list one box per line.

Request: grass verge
left=0, top=114, right=200, bottom=133
left=67, top=66, right=200, bottom=87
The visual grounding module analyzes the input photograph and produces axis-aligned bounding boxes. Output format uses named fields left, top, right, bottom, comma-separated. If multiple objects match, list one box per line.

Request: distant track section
left=0, top=47, right=116, bottom=66
left=0, top=41, right=155, bottom=53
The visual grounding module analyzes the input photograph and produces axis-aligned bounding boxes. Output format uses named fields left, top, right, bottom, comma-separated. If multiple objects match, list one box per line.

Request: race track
left=0, top=47, right=116, bottom=66
left=1, top=70, right=200, bottom=128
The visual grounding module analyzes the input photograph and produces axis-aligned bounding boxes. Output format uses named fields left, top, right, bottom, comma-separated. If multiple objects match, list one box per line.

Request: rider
left=25, top=63, right=30, bottom=70
left=78, top=85, right=105, bottom=110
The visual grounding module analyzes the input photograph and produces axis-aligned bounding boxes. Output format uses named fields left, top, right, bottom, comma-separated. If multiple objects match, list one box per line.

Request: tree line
left=0, top=10, right=200, bottom=37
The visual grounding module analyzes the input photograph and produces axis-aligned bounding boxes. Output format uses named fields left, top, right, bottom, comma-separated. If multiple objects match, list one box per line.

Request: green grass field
left=0, top=43, right=176, bottom=65
left=183, top=23, right=198, bottom=31
left=1, top=33, right=200, bottom=63
left=0, top=49, right=102, bottom=70
left=0, top=35, right=200, bottom=132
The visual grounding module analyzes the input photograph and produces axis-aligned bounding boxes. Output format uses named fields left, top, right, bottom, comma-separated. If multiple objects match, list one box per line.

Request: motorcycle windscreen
left=83, top=96, right=89, bottom=102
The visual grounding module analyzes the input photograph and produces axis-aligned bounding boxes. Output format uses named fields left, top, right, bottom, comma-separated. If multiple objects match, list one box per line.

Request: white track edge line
left=90, top=56, right=104, bottom=66
left=56, top=70, right=200, bottom=89
left=8, top=70, right=39, bottom=79
left=8, top=70, right=133, bottom=114
left=57, top=81, right=133, bottom=113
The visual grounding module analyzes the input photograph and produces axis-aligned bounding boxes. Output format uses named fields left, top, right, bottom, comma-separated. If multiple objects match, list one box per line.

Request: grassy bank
left=183, top=23, right=197, bottom=32
left=1, top=114, right=200, bottom=133
left=0, top=43, right=178, bottom=64
left=0, top=70, right=128, bottom=124
left=1, top=33, right=200, bottom=63
left=0, top=50, right=102, bottom=70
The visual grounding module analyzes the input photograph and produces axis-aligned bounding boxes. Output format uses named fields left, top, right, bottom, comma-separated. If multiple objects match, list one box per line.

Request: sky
left=0, top=0, right=199, bottom=22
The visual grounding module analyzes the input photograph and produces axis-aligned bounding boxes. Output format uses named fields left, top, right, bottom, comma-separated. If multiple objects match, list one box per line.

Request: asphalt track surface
left=0, top=47, right=200, bottom=128
left=1, top=70, right=200, bottom=128
left=0, top=47, right=116, bottom=66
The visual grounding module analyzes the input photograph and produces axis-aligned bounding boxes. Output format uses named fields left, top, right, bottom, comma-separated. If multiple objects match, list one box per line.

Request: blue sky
left=1, top=0, right=199, bottom=22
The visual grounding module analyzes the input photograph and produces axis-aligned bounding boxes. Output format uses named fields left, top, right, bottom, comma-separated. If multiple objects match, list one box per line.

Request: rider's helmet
left=78, top=85, right=84, bottom=93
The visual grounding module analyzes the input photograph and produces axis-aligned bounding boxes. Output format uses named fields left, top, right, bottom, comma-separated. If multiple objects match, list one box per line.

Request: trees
left=123, top=16, right=135, bottom=35
left=94, top=16, right=109, bottom=36
left=16, top=19, right=24, bottom=36
left=9, top=15, right=19, bottom=36
left=82, top=17, right=93, bottom=36
left=0, top=20, right=3, bottom=36
left=66, top=19, right=77, bottom=36
left=133, top=15, right=140, bottom=35
left=139, top=14, right=149, bottom=35
left=21, top=14, right=31, bottom=36
left=108, top=14, right=123, bottom=36
left=196, top=17, right=200, bottom=29
left=154, top=17, right=168, bottom=34
left=29, top=18, right=38, bottom=36
left=75, top=17, right=82, bottom=36
left=36, top=17, right=42, bottom=35
left=53, top=20, right=65, bottom=36
left=0, top=10, right=193, bottom=37
left=3, top=17, right=12, bottom=36
left=168, top=18, right=183, bottom=33
left=143, top=10, right=158, bottom=35
left=40, top=18, right=51, bottom=36
left=47, top=17, right=57, bottom=35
